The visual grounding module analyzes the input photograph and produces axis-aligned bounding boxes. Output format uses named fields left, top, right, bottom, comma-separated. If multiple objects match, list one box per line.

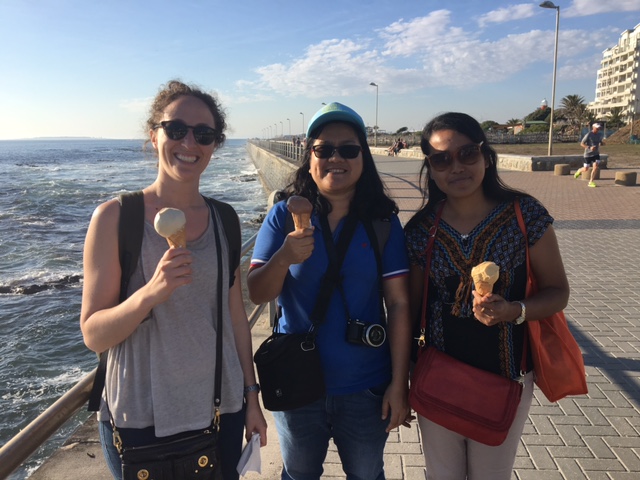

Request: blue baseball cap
left=306, top=102, right=366, bottom=138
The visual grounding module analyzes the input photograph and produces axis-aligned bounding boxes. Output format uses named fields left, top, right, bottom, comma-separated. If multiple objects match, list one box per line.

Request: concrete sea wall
left=246, top=142, right=297, bottom=193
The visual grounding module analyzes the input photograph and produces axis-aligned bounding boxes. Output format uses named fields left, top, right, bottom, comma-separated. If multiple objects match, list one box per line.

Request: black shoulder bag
left=113, top=202, right=227, bottom=480
left=254, top=213, right=359, bottom=411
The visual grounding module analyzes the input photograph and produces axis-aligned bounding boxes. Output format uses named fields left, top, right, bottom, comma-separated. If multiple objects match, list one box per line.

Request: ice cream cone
left=166, top=226, right=187, bottom=249
left=471, top=261, right=499, bottom=296
left=291, top=213, right=311, bottom=231
left=287, top=196, right=313, bottom=231
left=154, top=207, right=187, bottom=249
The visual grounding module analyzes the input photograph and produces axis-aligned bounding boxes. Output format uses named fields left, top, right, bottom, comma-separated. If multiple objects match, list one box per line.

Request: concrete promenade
left=29, top=156, right=640, bottom=479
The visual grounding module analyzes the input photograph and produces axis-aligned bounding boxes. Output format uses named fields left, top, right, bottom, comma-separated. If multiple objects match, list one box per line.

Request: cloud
left=240, top=8, right=614, bottom=99
left=477, top=4, right=536, bottom=28
left=565, top=0, right=640, bottom=17
left=248, top=38, right=383, bottom=98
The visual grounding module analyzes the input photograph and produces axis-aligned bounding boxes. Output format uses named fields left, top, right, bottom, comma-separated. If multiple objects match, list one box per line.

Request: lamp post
left=540, top=1, right=560, bottom=156
left=287, top=118, right=291, bottom=136
left=300, top=112, right=305, bottom=136
left=274, top=123, right=278, bottom=138
left=280, top=121, right=284, bottom=138
left=369, top=82, right=379, bottom=146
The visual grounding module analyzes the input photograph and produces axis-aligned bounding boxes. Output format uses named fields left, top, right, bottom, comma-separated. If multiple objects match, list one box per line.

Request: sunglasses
left=153, top=120, right=218, bottom=146
left=311, top=144, right=362, bottom=159
left=426, top=142, right=484, bottom=172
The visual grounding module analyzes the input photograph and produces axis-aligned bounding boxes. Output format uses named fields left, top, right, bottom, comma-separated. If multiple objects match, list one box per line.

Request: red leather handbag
left=409, top=202, right=524, bottom=446
left=410, top=346, right=524, bottom=446
left=514, top=201, right=588, bottom=402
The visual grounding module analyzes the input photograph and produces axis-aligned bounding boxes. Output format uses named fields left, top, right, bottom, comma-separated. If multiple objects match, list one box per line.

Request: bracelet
left=243, top=384, right=260, bottom=395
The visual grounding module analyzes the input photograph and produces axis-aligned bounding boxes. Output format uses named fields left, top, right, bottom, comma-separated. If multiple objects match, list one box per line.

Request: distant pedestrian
left=575, top=123, right=605, bottom=187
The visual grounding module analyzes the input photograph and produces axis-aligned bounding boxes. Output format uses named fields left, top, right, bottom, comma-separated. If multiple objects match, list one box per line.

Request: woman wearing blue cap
left=248, top=102, right=412, bottom=479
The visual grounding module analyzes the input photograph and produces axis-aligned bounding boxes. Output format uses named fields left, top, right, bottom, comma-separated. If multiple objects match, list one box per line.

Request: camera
left=346, top=319, right=386, bottom=348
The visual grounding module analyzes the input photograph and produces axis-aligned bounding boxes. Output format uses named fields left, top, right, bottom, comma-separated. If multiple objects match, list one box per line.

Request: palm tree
left=506, top=118, right=520, bottom=126
left=607, top=107, right=625, bottom=129
left=559, top=94, right=587, bottom=134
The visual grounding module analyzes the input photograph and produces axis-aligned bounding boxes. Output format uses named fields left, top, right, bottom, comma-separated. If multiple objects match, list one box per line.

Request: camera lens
left=363, top=324, right=386, bottom=347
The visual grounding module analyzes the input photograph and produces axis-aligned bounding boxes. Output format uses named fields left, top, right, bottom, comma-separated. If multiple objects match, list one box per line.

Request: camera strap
left=317, top=213, right=361, bottom=322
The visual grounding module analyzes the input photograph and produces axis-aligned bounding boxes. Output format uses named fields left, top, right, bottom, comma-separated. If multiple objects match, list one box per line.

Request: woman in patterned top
left=405, top=112, right=569, bottom=479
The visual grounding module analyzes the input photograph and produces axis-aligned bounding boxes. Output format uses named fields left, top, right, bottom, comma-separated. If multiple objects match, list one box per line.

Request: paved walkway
left=29, top=158, right=640, bottom=479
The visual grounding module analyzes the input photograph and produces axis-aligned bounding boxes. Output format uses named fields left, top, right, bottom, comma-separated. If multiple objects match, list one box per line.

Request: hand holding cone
left=471, top=261, right=499, bottom=296
left=287, top=196, right=313, bottom=231
left=154, top=208, right=187, bottom=248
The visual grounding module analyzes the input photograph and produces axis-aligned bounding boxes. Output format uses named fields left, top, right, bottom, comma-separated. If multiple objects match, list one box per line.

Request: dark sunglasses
left=153, top=120, right=218, bottom=146
left=311, top=144, right=362, bottom=159
left=426, top=142, right=484, bottom=172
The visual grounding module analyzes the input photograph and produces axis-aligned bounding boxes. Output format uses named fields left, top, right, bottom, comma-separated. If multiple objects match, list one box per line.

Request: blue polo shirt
left=251, top=201, right=409, bottom=395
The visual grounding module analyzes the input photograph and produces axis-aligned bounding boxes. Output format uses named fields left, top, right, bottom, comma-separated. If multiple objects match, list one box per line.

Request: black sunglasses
left=311, top=144, right=362, bottom=159
left=426, top=142, right=484, bottom=172
left=153, top=120, right=218, bottom=146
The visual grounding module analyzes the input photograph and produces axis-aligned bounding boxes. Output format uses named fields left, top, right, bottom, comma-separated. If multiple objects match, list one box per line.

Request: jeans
left=99, top=405, right=245, bottom=480
left=273, top=386, right=389, bottom=480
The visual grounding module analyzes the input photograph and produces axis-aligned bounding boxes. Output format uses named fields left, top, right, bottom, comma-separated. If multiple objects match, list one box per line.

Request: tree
left=506, top=118, right=520, bottom=126
left=558, top=94, right=587, bottom=133
left=480, top=120, right=499, bottom=131
left=607, top=107, right=625, bottom=128
left=524, top=108, right=550, bottom=122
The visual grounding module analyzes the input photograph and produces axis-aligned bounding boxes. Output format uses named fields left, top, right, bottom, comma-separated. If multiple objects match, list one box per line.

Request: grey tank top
left=98, top=211, right=244, bottom=437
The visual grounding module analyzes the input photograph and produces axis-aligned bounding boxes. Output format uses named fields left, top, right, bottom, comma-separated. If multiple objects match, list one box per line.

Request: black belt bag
left=120, top=428, right=221, bottom=480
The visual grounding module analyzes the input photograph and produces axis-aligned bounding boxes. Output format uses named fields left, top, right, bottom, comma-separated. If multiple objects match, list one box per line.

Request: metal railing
left=252, top=139, right=304, bottom=162
left=0, top=233, right=266, bottom=479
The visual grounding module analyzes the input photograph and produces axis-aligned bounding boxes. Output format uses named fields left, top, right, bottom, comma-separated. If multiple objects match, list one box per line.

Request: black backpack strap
left=204, top=196, right=241, bottom=287
left=88, top=191, right=144, bottom=412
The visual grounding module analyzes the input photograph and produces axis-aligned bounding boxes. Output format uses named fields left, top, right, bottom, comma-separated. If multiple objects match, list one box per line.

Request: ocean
left=0, top=138, right=267, bottom=479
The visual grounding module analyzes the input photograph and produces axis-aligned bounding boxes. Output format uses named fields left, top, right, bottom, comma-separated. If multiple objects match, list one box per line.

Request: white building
left=588, top=23, right=640, bottom=124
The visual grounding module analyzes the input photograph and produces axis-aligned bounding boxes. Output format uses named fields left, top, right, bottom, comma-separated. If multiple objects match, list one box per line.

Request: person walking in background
left=575, top=122, right=605, bottom=187
left=80, top=80, right=267, bottom=479
left=248, top=102, right=412, bottom=480
left=405, top=112, right=570, bottom=479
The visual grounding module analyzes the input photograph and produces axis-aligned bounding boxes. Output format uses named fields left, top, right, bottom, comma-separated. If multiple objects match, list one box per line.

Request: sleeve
left=404, top=216, right=431, bottom=269
left=382, top=215, right=409, bottom=279
left=518, top=197, right=553, bottom=248
left=249, top=201, right=288, bottom=268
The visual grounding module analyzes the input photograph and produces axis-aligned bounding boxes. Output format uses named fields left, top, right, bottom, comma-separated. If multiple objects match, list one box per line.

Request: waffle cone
left=471, top=261, right=499, bottom=296
left=474, top=281, right=495, bottom=296
left=291, top=213, right=311, bottom=231
left=166, top=227, right=186, bottom=249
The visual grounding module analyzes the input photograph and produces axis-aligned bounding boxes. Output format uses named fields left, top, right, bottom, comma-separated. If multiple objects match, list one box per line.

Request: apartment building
left=588, top=23, right=640, bottom=124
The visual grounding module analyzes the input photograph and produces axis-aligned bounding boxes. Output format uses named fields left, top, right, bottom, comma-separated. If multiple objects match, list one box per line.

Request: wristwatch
left=243, top=384, right=260, bottom=395
left=514, top=301, right=526, bottom=325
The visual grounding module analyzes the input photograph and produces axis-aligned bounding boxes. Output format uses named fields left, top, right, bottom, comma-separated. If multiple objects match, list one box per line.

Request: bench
left=614, top=171, right=637, bottom=186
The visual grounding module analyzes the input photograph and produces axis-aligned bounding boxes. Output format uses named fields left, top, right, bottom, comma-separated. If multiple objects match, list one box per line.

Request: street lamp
left=370, top=82, right=379, bottom=147
left=299, top=112, right=305, bottom=136
left=280, top=121, right=284, bottom=138
left=287, top=118, right=291, bottom=136
left=274, top=123, right=278, bottom=138
left=540, top=1, right=560, bottom=156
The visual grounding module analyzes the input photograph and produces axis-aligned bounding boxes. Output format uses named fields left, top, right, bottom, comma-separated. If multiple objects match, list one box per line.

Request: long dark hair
left=418, top=112, right=529, bottom=213
left=285, top=121, right=397, bottom=220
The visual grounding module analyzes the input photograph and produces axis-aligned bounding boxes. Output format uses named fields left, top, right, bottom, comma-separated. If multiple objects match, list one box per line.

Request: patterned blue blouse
left=405, top=196, right=553, bottom=379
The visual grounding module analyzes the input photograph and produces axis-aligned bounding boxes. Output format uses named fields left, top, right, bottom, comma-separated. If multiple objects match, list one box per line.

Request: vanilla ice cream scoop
left=471, top=261, right=500, bottom=296
left=154, top=207, right=187, bottom=248
left=287, top=196, right=313, bottom=231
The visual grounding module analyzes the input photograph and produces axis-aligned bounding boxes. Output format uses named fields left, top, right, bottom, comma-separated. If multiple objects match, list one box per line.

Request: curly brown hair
left=145, top=79, right=227, bottom=147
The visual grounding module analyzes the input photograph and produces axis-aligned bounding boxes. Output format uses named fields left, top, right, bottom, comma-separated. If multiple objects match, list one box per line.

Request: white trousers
left=417, top=371, right=534, bottom=480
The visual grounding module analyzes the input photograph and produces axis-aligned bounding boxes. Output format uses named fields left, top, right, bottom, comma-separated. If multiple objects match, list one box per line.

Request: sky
left=1, top=0, right=639, bottom=140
